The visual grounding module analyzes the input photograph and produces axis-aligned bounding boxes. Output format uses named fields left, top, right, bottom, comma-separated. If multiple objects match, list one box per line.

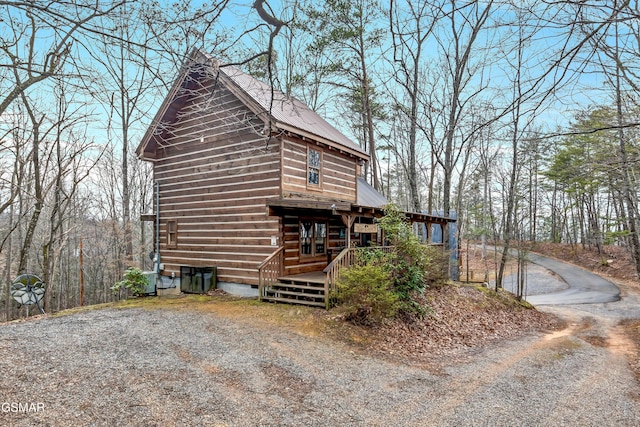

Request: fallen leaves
left=352, top=284, right=563, bottom=365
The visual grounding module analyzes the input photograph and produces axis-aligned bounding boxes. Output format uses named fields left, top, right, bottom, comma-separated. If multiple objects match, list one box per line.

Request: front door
left=300, top=220, right=327, bottom=258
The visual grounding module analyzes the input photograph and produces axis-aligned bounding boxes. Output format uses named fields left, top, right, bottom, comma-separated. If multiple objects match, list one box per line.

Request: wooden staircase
left=258, top=247, right=330, bottom=308
left=261, top=273, right=327, bottom=307
left=258, top=246, right=396, bottom=309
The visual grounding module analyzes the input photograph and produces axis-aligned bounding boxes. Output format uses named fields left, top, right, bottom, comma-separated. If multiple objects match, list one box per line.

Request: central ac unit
left=141, top=271, right=158, bottom=295
left=180, top=266, right=217, bottom=294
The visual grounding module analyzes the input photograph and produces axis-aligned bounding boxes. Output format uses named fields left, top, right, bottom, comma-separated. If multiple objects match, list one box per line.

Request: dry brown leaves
left=343, top=284, right=563, bottom=366
left=620, top=319, right=640, bottom=383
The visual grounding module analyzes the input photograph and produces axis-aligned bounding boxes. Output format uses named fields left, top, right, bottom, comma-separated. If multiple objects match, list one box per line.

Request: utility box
left=142, top=271, right=158, bottom=296
left=180, top=266, right=217, bottom=294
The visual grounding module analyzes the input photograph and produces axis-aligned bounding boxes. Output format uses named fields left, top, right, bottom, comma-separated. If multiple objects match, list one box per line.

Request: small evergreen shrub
left=378, top=204, right=448, bottom=317
left=331, top=263, right=399, bottom=325
left=112, top=267, right=148, bottom=297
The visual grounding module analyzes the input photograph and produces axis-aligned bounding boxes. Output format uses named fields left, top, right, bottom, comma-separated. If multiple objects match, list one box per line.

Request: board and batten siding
left=281, top=138, right=358, bottom=202
left=153, top=76, right=281, bottom=286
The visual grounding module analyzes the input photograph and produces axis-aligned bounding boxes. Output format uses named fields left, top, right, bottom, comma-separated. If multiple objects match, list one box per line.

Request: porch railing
left=322, top=246, right=394, bottom=309
left=257, top=246, right=284, bottom=300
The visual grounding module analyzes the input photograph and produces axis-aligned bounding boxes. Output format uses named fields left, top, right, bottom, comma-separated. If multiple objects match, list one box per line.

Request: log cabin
left=136, top=49, right=455, bottom=307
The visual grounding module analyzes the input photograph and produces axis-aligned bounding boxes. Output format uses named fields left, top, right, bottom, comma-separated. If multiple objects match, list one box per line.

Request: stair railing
left=322, top=246, right=394, bottom=309
left=258, top=246, right=284, bottom=300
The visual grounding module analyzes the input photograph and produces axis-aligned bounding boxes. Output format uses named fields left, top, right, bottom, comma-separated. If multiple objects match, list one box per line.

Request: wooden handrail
left=323, top=246, right=395, bottom=308
left=259, top=242, right=449, bottom=308
left=323, top=247, right=351, bottom=309
left=258, top=246, right=284, bottom=300
left=322, top=247, right=351, bottom=274
left=258, top=246, right=284, bottom=270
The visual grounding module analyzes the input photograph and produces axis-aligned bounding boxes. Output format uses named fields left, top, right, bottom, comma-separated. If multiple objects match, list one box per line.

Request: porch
left=260, top=194, right=456, bottom=308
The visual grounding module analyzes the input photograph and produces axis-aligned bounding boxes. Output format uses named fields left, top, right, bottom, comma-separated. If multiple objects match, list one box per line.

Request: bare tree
left=0, top=1, right=126, bottom=116
left=84, top=2, right=160, bottom=265
left=612, top=14, right=640, bottom=278
left=437, top=1, right=493, bottom=217
left=299, top=0, right=385, bottom=189
left=388, top=0, right=441, bottom=212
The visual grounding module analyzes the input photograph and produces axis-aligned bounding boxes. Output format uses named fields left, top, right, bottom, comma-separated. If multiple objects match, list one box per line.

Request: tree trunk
left=615, top=52, right=640, bottom=277
left=18, top=99, right=43, bottom=274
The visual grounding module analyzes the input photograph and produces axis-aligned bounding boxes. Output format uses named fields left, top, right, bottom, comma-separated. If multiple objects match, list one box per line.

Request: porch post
left=341, top=214, right=355, bottom=248
left=443, top=222, right=449, bottom=250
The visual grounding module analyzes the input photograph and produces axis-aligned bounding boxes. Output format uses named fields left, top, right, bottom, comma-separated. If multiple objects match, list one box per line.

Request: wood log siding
left=281, top=214, right=352, bottom=276
left=283, top=215, right=301, bottom=273
left=154, top=87, right=268, bottom=139
left=155, top=135, right=275, bottom=172
left=281, top=139, right=357, bottom=201
left=147, top=67, right=371, bottom=287
left=160, top=190, right=279, bottom=212
left=153, top=76, right=281, bottom=285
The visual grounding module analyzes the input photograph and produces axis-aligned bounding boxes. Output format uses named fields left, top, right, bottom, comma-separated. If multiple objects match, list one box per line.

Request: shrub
left=112, top=267, right=148, bottom=297
left=419, top=244, right=450, bottom=286
left=378, top=204, right=449, bottom=316
left=332, top=204, right=450, bottom=322
left=331, top=263, right=399, bottom=325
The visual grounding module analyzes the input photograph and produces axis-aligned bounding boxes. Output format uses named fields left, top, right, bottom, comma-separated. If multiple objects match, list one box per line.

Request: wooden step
left=264, top=289, right=325, bottom=300
left=270, top=282, right=324, bottom=291
left=261, top=296, right=326, bottom=307
left=278, top=279, right=324, bottom=287
left=261, top=279, right=328, bottom=308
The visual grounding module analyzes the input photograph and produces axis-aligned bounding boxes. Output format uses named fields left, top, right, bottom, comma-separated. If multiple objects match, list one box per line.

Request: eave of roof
left=135, top=51, right=198, bottom=160
left=267, top=196, right=455, bottom=224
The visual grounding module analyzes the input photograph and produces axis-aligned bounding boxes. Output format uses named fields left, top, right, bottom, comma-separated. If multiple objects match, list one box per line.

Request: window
left=315, top=222, right=326, bottom=254
left=307, top=147, right=322, bottom=187
left=166, top=220, right=178, bottom=249
left=300, top=220, right=327, bottom=256
left=301, top=221, right=312, bottom=255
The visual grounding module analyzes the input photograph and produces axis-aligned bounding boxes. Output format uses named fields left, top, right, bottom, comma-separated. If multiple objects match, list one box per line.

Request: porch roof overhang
left=404, top=210, right=457, bottom=224
left=266, top=198, right=455, bottom=225
left=266, top=198, right=352, bottom=213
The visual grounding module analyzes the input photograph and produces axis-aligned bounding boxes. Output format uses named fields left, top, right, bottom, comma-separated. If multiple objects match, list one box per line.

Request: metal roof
left=138, top=50, right=369, bottom=160
left=356, top=177, right=388, bottom=208
left=211, top=57, right=368, bottom=159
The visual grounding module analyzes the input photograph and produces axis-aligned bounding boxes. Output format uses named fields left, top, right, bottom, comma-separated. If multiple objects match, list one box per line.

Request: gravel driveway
left=2, top=289, right=639, bottom=427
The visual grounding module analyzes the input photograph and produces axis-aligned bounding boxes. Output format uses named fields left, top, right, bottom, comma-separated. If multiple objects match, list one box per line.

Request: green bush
left=112, top=267, right=148, bottom=297
left=378, top=204, right=448, bottom=316
left=331, top=263, right=399, bottom=325
left=332, top=204, right=450, bottom=322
